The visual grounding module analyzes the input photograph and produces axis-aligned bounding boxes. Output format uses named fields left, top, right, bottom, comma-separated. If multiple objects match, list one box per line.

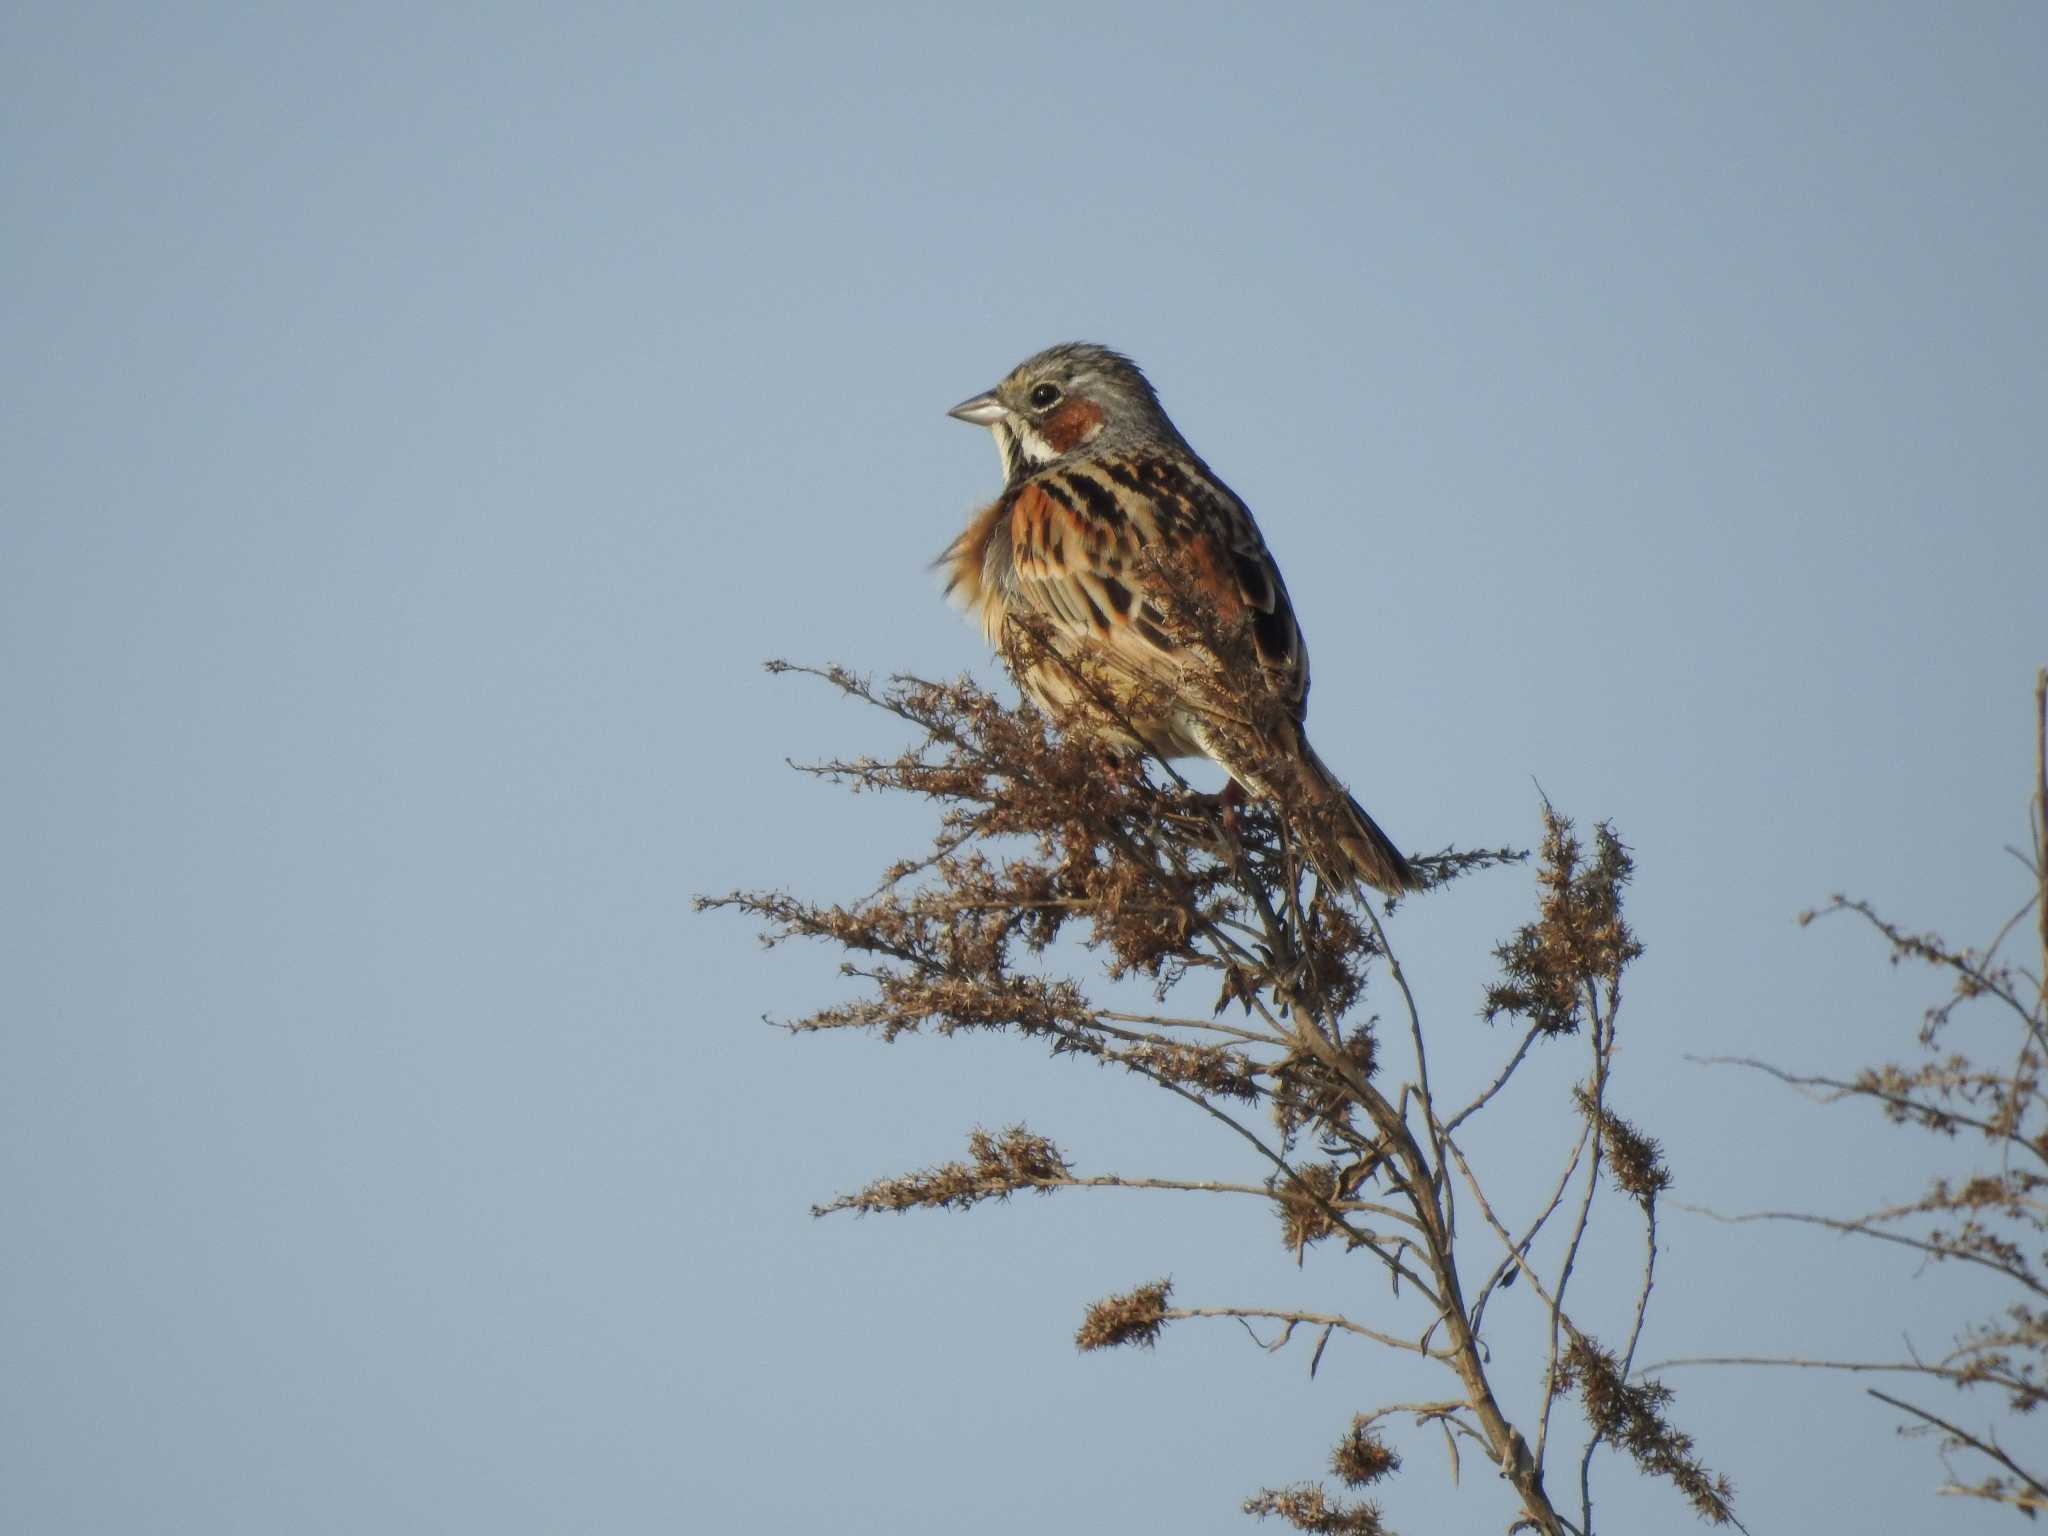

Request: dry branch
left=702, top=640, right=1729, bottom=1533
left=1692, top=668, right=2048, bottom=1511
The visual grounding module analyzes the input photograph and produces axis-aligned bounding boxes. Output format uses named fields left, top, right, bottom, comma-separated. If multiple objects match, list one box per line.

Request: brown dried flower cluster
left=1330, top=1417, right=1403, bottom=1486
left=1076, top=1279, right=1173, bottom=1352
left=1243, top=1482, right=1389, bottom=1536
left=814, top=1126, right=1071, bottom=1216
left=703, top=638, right=1727, bottom=1535
left=1484, top=813, right=1642, bottom=1037
left=1557, top=1334, right=1734, bottom=1522
left=1573, top=1090, right=1671, bottom=1209
left=1272, top=1160, right=1360, bottom=1254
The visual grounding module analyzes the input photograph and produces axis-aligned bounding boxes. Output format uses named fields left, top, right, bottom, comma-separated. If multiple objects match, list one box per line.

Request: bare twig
left=1675, top=1203, right=2048, bottom=1299
left=1445, top=1020, right=1547, bottom=1135
left=1166, top=1305, right=1439, bottom=1357
left=1868, top=1388, right=2048, bottom=1513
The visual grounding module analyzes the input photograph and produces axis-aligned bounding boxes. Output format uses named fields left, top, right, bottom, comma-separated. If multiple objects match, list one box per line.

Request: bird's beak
left=946, top=390, right=1008, bottom=427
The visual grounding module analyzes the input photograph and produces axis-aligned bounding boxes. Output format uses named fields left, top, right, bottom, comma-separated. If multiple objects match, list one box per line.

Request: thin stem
left=1539, top=982, right=1611, bottom=1470
left=1446, top=1132, right=1565, bottom=1310
left=1445, top=1020, right=1547, bottom=1135
left=1868, top=1387, right=2048, bottom=1510
left=2034, top=667, right=2046, bottom=1013
left=1674, top=1204, right=2048, bottom=1300
left=1095, top=1008, right=1289, bottom=1045
left=1041, top=1171, right=1424, bottom=1230
left=1357, top=894, right=1446, bottom=1189
left=1692, top=1055, right=2048, bottom=1164
left=1579, top=1199, right=1659, bottom=1534
left=1165, top=1305, right=1441, bottom=1357
left=1470, top=1124, right=1591, bottom=1334
left=1643, top=1354, right=2036, bottom=1399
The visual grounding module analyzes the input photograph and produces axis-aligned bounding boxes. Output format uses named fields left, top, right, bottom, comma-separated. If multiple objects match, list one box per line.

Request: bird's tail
left=1297, top=739, right=1421, bottom=896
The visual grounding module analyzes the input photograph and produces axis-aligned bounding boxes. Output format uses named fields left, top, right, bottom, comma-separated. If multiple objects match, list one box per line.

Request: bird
left=938, top=342, right=1419, bottom=895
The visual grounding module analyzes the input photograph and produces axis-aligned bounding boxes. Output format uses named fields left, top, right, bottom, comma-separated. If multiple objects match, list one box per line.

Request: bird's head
left=947, top=342, right=1177, bottom=480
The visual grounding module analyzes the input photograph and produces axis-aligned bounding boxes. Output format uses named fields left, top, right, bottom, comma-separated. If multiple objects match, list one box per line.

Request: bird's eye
left=1028, top=382, right=1062, bottom=410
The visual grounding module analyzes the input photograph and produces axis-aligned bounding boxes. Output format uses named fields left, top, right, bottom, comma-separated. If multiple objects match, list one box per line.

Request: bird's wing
left=999, top=450, right=1311, bottom=715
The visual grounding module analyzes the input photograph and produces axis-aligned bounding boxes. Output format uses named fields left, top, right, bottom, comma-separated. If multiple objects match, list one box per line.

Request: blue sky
left=4, top=4, right=2044, bottom=1531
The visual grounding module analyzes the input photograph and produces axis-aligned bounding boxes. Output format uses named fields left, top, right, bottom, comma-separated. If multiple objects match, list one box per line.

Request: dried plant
left=700, top=597, right=1734, bottom=1534
left=1674, top=668, right=2048, bottom=1516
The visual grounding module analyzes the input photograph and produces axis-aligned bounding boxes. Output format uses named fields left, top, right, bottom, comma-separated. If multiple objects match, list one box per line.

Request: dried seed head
left=1075, top=1279, right=1172, bottom=1352
left=1329, top=1416, right=1402, bottom=1487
